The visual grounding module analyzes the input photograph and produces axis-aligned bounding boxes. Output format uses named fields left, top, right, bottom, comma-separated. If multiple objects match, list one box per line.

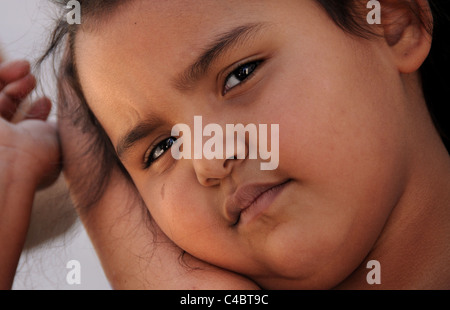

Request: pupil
left=165, top=137, right=175, bottom=149
left=237, top=63, right=255, bottom=80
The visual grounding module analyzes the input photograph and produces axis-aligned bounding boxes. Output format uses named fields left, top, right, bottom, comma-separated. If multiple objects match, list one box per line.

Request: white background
left=0, top=0, right=111, bottom=290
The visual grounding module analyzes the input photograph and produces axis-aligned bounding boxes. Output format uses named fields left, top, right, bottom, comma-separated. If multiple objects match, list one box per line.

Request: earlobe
left=381, top=0, right=433, bottom=73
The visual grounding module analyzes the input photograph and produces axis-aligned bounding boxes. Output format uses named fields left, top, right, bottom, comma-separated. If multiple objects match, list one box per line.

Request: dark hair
left=39, top=0, right=450, bottom=211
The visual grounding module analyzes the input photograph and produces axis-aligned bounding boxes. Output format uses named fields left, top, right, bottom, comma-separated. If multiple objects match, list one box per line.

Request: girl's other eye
left=223, top=60, right=262, bottom=95
left=144, top=137, right=177, bottom=169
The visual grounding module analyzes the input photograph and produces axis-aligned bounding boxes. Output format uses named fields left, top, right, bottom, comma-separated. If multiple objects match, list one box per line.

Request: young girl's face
left=75, top=0, right=414, bottom=288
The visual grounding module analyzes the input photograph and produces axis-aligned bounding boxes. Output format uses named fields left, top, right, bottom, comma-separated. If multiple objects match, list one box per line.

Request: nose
left=193, top=156, right=242, bottom=186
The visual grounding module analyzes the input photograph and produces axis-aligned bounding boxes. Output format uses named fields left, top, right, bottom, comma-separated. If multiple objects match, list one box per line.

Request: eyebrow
left=173, top=22, right=268, bottom=91
left=116, top=116, right=165, bottom=160
left=116, top=23, right=268, bottom=160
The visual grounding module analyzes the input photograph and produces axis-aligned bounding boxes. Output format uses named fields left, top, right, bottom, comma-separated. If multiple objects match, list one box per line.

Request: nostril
left=197, top=176, right=221, bottom=187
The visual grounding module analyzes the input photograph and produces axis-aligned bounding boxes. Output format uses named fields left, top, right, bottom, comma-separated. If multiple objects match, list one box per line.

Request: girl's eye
left=144, top=137, right=177, bottom=169
left=223, top=60, right=262, bottom=95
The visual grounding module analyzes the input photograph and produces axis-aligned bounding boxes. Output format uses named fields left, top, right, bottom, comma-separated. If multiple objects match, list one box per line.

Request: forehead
left=75, top=0, right=285, bottom=85
left=73, top=0, right=311, bottom=144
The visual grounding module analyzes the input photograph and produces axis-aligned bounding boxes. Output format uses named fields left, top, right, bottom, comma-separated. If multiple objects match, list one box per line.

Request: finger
left=0, top=74, right=36, bottom=120
left=0, top=60, right=30, bottom=91
left=24, top=97, right=52, bottom=121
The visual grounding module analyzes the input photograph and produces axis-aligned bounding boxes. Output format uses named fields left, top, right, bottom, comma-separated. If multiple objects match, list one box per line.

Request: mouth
left=226, top=179, right=292, bottom=226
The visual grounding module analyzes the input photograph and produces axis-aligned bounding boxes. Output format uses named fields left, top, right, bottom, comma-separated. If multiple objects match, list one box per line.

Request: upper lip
left=225, top=180, right=290, bottom=225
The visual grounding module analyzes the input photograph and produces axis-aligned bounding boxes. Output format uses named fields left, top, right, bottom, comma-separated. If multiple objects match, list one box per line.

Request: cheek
left=273, top=32, right=408, bottom=206
left=136, top=167, right=232, bottom=259
left=251, top=39, right=410, bottom=286
left=139, top=175, right=202, bottom=242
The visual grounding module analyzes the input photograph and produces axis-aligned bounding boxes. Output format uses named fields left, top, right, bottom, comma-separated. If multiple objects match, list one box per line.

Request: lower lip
left=238, top=180, right=291, bottom=226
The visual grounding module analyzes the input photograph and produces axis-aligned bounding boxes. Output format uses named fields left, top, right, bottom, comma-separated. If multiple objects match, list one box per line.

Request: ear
left=381, top=0, right=433, bottom=73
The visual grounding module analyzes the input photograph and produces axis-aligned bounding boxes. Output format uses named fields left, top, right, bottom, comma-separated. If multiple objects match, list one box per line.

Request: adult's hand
left=0, top=60, right=60, bottom=289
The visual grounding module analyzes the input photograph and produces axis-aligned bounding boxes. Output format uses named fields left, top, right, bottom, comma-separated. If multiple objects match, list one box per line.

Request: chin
left=247, top=234, right=365, bottom=290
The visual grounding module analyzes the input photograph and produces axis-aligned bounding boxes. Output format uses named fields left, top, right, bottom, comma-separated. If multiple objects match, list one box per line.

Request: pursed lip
left=225, top=179, right=291, bottom=226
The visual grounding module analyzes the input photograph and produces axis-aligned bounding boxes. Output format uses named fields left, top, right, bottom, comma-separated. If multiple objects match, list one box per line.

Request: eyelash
left=142, top=60, right=262, bottom=169
left=143, top=137, right=177, bottom=169
left=223, top=60, right=263, bottom=95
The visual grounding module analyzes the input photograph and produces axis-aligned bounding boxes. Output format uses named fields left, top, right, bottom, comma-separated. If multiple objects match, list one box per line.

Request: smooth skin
left=0, top=59, right=257, bottom=290
left=60, top=118, right=261, bottom=289
left=2, top=0, right=449, bottom=290
left=0, top=59, right=60, bottom=289
left=73, top=0, right=450, bottom=289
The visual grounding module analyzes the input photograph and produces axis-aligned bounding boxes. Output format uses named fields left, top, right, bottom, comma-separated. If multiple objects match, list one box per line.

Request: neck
left=338, top=112, right=450, bottom=289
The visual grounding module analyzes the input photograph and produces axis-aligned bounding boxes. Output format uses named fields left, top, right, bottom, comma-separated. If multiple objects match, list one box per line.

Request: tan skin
left=1, top=0, right=449, bottom=289
left=60, top=121, right=261, bottom=289
left=0, top=60, right=59, bottom=289
left=73, top=0, right=450, bottom=289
